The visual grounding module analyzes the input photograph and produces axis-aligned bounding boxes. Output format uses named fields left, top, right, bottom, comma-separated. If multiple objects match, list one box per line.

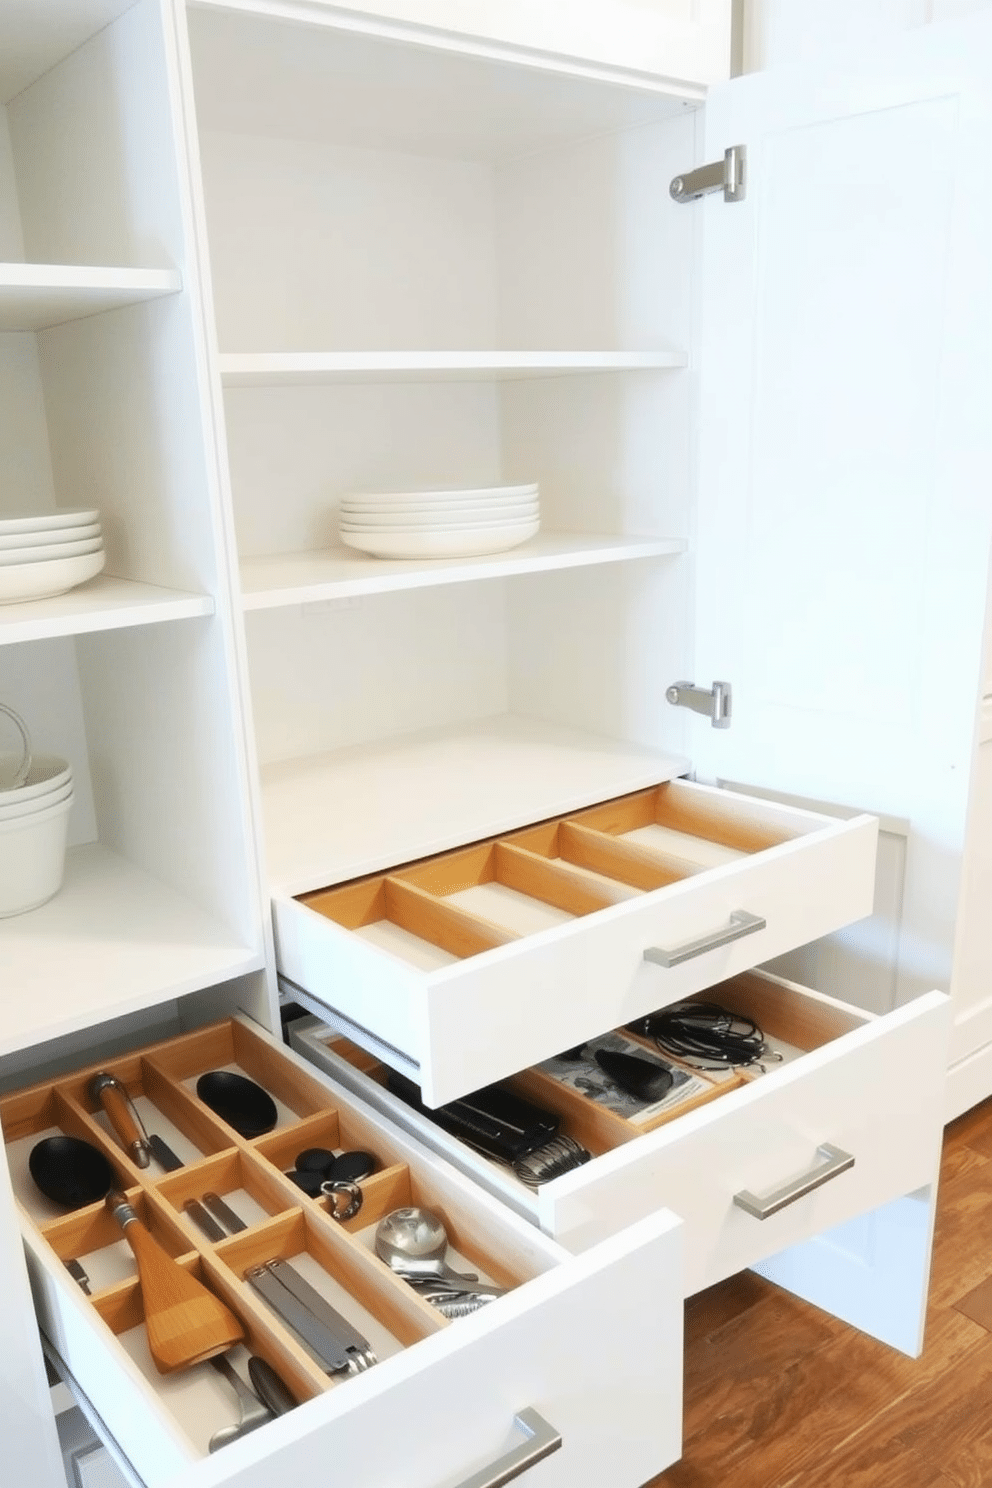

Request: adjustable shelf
left=0, top=265, right=182, bottom=331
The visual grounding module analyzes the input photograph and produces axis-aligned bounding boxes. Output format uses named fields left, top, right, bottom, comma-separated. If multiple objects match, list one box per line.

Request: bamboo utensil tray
left=0, top=1017, right=521, bottom=1457
left=298, top=781, right=799, bottom=969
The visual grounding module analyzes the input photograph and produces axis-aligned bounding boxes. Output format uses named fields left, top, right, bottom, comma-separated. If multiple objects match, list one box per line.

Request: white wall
left=744, top=0, right=992, bottom=71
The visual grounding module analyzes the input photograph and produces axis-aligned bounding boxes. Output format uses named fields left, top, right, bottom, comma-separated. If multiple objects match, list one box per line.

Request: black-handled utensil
left=247, top=1357, right=297, bottom=1416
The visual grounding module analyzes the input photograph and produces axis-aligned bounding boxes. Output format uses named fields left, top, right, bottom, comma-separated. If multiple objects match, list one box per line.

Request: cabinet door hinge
left=670, top=145, right=746, bottom=204
left=666, top=680, right=732, bottom=728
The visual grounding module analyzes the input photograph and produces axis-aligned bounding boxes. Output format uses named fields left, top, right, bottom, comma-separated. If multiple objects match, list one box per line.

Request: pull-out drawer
left=4, top=1016, right=682, bottom=1488
left=273, top=779, right=878, bottom=1103
left=291, top=973, right=950, bottom=1294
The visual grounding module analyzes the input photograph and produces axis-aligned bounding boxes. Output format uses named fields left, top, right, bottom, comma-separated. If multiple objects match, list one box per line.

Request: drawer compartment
left=274, top=779, right=879, bottom=1103
left=5, top=1016, right=682, bottom=1488
left=291, top=973, right=950, bottom=1292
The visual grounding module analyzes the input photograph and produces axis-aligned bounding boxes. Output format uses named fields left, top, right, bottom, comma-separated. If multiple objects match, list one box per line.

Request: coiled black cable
left=628, top=1001, right=776, bottom=1071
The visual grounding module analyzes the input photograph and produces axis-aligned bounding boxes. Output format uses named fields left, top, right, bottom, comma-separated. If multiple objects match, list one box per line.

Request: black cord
left=627, top=1002, right=776, bottom=1071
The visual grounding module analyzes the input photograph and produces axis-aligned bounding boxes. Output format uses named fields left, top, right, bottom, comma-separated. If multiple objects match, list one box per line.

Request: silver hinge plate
left=666, top=680, right=732, bottom=728
left=670, top=145, right=746, bottom=204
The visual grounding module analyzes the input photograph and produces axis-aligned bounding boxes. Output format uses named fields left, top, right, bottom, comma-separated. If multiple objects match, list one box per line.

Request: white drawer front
left=15, top=1020, right=683, bottom=1488
left=275, top=785, right=879, bottom=1104
left=290, top=979, right=949, bottom=1290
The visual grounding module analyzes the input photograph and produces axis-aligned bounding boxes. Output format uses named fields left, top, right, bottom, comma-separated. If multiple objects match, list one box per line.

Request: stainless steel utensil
left=247, top=1356, right=296, bottom=1416
left=208, top=1355, right=272, bottom=1451
left=245, top=1259, right=376, bottom=1375
left=184, top=1198, right=226, bottom=1243
left=202, top=1191, right=248, bottom=1234
left=374, top=1207, right=504, bottom=1296
left=89, top=1072, right=184, bottom=1171
left=63, top=1258, right=91, bottom=1295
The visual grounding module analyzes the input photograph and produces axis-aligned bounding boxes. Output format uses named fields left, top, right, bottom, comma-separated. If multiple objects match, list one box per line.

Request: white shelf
left=0, top=576, right=214, bottom=646
left=219, top=350, right=688, bottom=387
left=261, top=714, right=691, bottom=895
left=0, top=265, right=182, bottom=331
left=240, top=534, right=687, bottom=609
left=0, top=844, right=262, bottom=1057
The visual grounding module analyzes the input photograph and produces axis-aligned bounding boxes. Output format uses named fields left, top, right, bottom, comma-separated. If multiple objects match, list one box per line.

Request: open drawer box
left=273, top=779, right=879, bottom=1104
left=3, top=1016, right=682, bottom=1488
left=290, top=969, right=950, bottom=1293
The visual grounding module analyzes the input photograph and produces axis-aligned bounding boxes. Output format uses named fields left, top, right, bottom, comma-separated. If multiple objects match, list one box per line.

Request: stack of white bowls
left=0, top=705, right=74, bottom=917
left=0, top=508, right=106, bottom=604
left=339, top=483, right=540, bottom=559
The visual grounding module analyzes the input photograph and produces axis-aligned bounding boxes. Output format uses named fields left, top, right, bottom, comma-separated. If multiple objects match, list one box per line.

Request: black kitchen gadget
left=196, top=1071, right=278, bottom=1138
left=29, top=1135, right=115, bottom=1210
left=594, top=1049, right=674, bottom=1103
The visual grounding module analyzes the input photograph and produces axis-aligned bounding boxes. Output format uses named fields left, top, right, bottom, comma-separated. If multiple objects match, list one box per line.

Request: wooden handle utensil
left=106, top=1190, right=245, bottom=1373
left=91, top=1073, right=152, bottom=1169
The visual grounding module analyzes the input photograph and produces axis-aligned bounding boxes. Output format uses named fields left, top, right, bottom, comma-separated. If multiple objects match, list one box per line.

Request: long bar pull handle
left=449, top=1409, right=562, bottom=1488
left=733, top=1143, right=855, bottom=1220
left=644, top=909, right=766, bottom=968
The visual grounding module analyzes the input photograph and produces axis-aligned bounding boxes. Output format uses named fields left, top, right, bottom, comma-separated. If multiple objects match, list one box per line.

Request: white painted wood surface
left=260, top=715, right=691, bottom=893
left=219, top=352, right=688, bottom=383
left=240, top=535, right=687, bottom=608
left=0, top=265, right=181, bottom=330
left=692, top=19, right=992, bottom=1037
left=0, top=576, right=213, bottom=645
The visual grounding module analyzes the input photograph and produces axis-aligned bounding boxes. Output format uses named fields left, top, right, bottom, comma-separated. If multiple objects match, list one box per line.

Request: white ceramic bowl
left=0, top=535, right=103, bottom=565
left=0, top=790, right=73, bottom=918
left=0, top=549, right=105, bottom=604
left=0, top=778, right=73, bottom=822
left=0, top=509, right=100, bottom=535
left=0, top=522, right=101, bottom=552
left=341, top=498, right=538, bottom=521
left=340, top=518, right=540, bottom=559
left=0, top=753, right=72, bottom=799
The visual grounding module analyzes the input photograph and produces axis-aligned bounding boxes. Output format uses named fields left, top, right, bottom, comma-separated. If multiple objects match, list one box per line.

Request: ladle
left=106, top=1189, right=245, bottom=1373
left=374, top=1207, right=504, bottom=1297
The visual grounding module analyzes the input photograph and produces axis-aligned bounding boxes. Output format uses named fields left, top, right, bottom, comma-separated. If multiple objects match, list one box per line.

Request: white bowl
left=0, top=535, right=103, bottom=565
left=0, top=509, right=100, bottom=535
left=0, top=778, right=73, bottom=822
left=342, top=483, right=537, bottom=510
left=0, top=549, right=105, bottom=604
left=0, top=752, right=72, bottom=798
left=340, top=518, right=540, bottom=559
left=340, top=499, right=539, bottom=523
left=0, top=790, right=73, bottom=918
left=0, top=522, right=100, bottom=552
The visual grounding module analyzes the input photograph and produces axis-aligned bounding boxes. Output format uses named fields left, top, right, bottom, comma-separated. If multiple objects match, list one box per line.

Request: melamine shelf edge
left=239, top=535, right=688, bottom=609
left=218, top=350, right=688, bottom=386
left=0, top=578, right=215, bottom=645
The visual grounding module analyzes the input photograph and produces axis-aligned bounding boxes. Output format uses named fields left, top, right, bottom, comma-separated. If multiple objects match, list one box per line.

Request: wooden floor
left=644, top=1097, right=992, bottom=1487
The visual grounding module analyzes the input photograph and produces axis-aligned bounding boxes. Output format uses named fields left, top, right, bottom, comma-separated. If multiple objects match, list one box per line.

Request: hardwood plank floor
left=644, top=1098, right=992, bottom=1487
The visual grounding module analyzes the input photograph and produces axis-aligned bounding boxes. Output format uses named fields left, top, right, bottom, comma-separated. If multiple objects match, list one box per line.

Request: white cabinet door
left=691, top=15, right=992, bottom=1019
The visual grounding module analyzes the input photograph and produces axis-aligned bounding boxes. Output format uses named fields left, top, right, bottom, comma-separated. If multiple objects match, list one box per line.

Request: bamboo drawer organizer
left=318, top=968, right=853, bottom=1173
left=300, top=780, right=796, bottom=965
left=0, top=1019, right=522, bottom=1453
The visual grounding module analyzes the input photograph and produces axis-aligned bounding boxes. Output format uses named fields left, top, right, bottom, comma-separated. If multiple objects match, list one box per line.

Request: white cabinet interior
left=0, top=0, right=271, bottom=1055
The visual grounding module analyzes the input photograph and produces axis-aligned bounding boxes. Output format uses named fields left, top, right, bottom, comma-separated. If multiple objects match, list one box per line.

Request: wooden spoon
left=106, top=1190, right=245, bottom=1373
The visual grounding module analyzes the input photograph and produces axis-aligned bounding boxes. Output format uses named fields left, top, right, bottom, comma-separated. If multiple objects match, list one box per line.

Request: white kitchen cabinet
left=0, top=1, right=985, bottom=1486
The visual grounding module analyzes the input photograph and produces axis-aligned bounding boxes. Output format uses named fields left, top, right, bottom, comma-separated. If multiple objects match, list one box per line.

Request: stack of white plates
left=0, top=508, right=106, bottom=604
left=339, top=484, right=540, bottom=559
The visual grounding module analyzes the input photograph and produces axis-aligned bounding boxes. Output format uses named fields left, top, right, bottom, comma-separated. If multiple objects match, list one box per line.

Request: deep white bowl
left=0, top=778, right=73, bottom=823
left=0, top=753, right=72, bottom=799
left=0, top=790, right=74, bottom=917
left=0, top=549, right=105, bottom=604
left=0, top=509, right=100, bottom=535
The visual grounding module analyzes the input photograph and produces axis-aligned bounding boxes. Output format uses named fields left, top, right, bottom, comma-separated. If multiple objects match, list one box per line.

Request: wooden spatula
left=106, top=1190, right=245, bottom=1373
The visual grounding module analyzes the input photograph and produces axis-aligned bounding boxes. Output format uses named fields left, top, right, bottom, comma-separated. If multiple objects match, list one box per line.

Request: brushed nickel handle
left=644, top=909, right=766, bottom=968
left=450, top=1408, right=562, bottom=1488
left=733, top=1143, right=855, bottom=1220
